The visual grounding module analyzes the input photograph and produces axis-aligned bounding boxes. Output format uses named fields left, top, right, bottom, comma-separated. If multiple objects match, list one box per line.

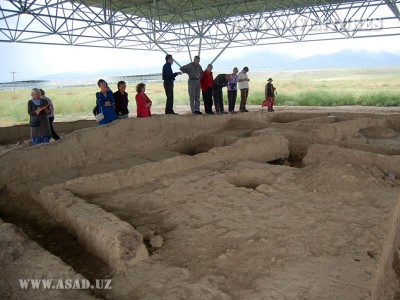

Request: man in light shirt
left=237, top=66, right=250, bottom=112
left=180, top=56, right=203, bottom=114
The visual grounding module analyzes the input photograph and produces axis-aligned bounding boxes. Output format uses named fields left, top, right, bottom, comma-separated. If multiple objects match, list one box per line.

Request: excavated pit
left=1, top=109, right=400, bottom=299
left=0, top=190, right=112, bottom=283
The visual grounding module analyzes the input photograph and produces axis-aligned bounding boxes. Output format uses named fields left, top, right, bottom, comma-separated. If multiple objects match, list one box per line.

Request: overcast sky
left=1, top=35, right=400, bottom=83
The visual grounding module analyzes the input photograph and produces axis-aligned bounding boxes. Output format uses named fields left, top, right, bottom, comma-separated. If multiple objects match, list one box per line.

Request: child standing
left=263, top=78, right=276, bottom=112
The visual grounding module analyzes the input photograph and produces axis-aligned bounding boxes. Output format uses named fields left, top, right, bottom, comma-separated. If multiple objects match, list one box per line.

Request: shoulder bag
left=95, top=93, right=104, bottom=122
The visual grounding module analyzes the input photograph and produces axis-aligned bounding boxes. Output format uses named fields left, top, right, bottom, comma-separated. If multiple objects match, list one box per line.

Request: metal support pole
left=198, top=36, right=202, bottom=59
left=210, top=41, right=232, bottom=65
left=384, top=0, right=400, bottom=21
left=11, top=71, right=16, bottom=92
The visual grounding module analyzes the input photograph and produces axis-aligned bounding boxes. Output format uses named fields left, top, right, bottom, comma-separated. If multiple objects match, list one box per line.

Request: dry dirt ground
left=0, top=106, right=400, bottom=299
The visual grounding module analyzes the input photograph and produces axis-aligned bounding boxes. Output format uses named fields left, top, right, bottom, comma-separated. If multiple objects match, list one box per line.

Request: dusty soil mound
left=360, top=126, right=398, bottom=139
left=1, top=108, right=400, bottom=299
left=299, top=162, right=392, bottom=194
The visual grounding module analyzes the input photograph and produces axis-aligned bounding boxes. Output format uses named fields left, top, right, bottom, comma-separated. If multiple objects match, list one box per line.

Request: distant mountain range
left=291, top=50, right=400, bottom=70
left=35, top=49, right=400, bottom=81
left=213, top=49, right=400, bottom=71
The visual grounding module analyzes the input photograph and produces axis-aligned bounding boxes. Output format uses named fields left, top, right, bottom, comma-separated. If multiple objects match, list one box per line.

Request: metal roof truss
left=0, top=0, right=399, bottom=60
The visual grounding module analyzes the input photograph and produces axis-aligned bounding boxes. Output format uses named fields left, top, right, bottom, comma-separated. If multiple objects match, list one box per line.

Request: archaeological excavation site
left=1, top=108, right=400, bottom=299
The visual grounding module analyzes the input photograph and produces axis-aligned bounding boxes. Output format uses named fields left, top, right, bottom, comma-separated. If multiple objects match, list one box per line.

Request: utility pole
left=11, top=71, right=16, bottom=92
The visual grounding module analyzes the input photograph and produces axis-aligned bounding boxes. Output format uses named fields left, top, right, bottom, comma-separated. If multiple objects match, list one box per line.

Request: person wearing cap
left=264, top=78, right=276, bottom=112
left=162, top=54, right=182, bottom=115
left=180, top=56, right=203, bottom=114
left=238, top=66, right=250, bottom=112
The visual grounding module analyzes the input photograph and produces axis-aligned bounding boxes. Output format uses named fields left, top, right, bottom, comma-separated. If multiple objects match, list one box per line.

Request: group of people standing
left=28, top=79, right=153, bottom=144
left=162, top=54, right=273, bottom=115
left=27, top=54, right=276, bottom=145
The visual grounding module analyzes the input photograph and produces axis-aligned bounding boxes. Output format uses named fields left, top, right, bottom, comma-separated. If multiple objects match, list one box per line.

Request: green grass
left=243, top=68, right=400, bottom=107
left=1, top=68, right=399, bottom=126
left=251, top=90, right=399, bottom=107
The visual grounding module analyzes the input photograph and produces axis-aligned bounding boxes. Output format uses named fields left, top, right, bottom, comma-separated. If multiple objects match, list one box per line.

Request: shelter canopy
left=0, top=0, right=399, bottom=62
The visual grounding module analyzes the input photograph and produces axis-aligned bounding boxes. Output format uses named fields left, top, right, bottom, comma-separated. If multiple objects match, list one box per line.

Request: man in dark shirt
left=162, top=54, right=182, bottom=114
left=113, top=81, right=129, bottom=118
left=213, top=73, right=231, bottom=114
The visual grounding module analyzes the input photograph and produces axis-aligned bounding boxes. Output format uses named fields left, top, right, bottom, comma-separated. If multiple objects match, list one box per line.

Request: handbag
left=95, top=111, right=104, bottom=122
left=95, top=106, right=104, bottom=122
left=29, top=118, right=40, bottom=127
left=93, top=93, right=104, bottom=122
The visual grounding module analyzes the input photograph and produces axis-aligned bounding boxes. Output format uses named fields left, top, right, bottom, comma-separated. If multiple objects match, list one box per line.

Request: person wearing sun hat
left=264, top=77, right=276, bottom=112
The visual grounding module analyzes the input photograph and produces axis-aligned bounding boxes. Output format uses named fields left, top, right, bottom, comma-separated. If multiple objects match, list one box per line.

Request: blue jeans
left=32, top=136, right=50, bottom=145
